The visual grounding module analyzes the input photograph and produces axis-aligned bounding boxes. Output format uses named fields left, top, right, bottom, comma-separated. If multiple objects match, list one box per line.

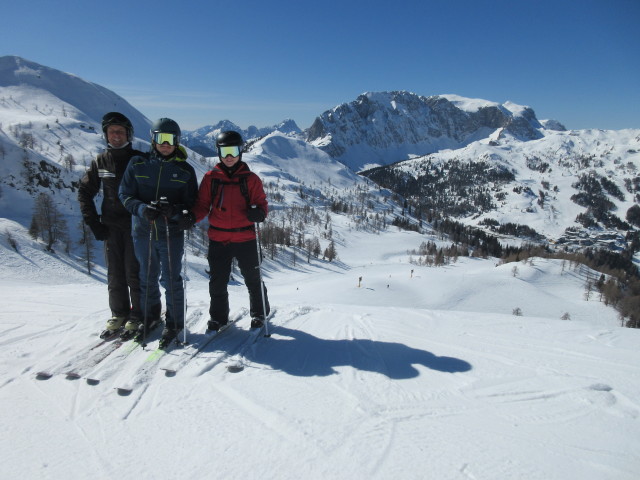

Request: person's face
left=155, top=141, right=176, bottom=156
left=106, top=125, right=128, bottom=148
left=221, top=153, right=240, bottom=168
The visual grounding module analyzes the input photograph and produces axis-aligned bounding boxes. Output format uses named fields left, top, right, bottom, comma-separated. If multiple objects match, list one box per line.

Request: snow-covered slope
left=0, top=56, right=151, bottom=138
left=1, top=219, right=638, bottom=480
left=248, top=132, right=361, bottom=190
left=377, top=127, right=640, bottom=241
left=0, top=56, right=638, bottom=480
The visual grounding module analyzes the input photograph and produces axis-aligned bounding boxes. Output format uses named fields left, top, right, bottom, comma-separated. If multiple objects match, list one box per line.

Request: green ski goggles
left=219, top=145, right=241, bottom=158
left=153, top=132, right=179, bottom=145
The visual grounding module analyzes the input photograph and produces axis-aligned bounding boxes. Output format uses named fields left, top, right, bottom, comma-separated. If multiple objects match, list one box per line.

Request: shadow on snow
left=249, top=326, right=472, bottom=379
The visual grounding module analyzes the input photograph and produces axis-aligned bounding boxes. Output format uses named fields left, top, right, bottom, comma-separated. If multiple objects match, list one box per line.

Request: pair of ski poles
left=141, top=198, right=182, bottom=347
left=252, top=206, right=270, bottom=338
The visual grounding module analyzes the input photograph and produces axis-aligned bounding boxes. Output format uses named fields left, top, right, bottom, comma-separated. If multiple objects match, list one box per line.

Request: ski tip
left=116, top=387, right=132, bottom=396
left=35, top=372, right=52, bottom=380
left=161, top=368, right=177, bottom=377
left=227, top=363, right=244, bottom=373
left=86, top=378, right=100, bottom=386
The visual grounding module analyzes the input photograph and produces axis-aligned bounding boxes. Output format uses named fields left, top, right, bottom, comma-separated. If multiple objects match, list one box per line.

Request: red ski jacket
left=193, top=161, right=268, bottom=244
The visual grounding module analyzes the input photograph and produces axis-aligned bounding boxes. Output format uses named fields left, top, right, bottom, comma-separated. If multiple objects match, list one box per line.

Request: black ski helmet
left=150, top=118, right=181, bottom=144
left=101, top=112, right=133, bottom=142
left=216, top=130, right=244, bottom=159
left=216, top=130, right=243, bottom=147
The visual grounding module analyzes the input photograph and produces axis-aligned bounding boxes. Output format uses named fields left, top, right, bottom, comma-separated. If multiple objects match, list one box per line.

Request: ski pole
left=164, top=212, right=178, bottom=336
left=254, top=218, right=270, bottom=337
left=141, top=218, right=154, bottom=348
left=182, top=214, right=188, bottom=345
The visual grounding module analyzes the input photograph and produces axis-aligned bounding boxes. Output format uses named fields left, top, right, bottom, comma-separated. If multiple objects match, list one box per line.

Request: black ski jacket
left=78, top=143, right=146, bottom=230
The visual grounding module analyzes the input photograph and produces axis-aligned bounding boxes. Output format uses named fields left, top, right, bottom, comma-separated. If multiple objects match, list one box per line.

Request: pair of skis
left=116, top=309, right=274, bottom=395
left=35, top=329, right=124, bottom=381
left=35, top=322, right=162, bottom=383
left=34, top=309, right=272, bottom=395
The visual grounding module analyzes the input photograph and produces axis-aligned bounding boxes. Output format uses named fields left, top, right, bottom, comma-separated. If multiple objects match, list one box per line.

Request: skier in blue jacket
left=118, top=118, right=198, bottom=345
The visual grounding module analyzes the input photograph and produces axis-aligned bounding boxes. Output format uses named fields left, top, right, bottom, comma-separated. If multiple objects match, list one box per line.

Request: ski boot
left=120, top=319, right=141, bottom=341
left=207, top=319, right=228, bottom=332
left=100, top=316, right=126, bottom=339
left=159, top=326, right=182, bottom=349
left=133, top=318, right=160, bottom=343
left=250, top=316, right=265, bottom=329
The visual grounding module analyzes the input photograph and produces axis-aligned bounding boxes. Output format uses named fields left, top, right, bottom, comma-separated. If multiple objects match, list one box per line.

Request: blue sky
left=1, top=0, right=638, bottom=131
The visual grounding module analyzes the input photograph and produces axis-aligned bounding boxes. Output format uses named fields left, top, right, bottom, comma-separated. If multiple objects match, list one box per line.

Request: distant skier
left=191, top=130, right=270, bottom=330
left=78, top=112, right=145, bottom=338
left=118, top=118, right=198, bottom=345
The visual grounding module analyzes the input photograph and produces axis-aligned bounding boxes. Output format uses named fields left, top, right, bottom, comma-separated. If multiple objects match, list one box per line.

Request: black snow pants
left=207, top=239, right=270, bottom=322
left=105, top=226, right=142, bottom=320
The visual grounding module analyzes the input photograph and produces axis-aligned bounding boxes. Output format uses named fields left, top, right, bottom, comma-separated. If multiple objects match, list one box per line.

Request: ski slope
left=0, top=227, right=639, bottom=480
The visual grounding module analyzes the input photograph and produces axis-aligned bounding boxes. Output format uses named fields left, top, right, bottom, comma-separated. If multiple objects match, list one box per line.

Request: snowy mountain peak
left=0, top=56, right=151, bottom=138
left=307, top=90, right=547, bottom=171
left=182, top=118, right=302, bottom=157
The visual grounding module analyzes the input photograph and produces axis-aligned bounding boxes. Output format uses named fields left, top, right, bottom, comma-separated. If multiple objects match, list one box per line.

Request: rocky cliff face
left=307, top=91, right=547, bottom=171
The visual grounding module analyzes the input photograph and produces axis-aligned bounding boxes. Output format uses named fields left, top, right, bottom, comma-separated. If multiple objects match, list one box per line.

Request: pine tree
left=78, top=220, right=95, bottom=274
left=32, top=193, right=67, bottom=251
left=324, top=240, right=337, bottom=262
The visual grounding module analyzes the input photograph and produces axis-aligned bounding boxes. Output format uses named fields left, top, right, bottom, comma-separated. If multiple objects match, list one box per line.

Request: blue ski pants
left=133, top=228, right=185, bottom=328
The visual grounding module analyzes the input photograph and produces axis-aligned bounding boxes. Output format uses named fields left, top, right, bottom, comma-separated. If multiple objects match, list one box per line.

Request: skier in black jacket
left=78, top=112, right=146, bottom=338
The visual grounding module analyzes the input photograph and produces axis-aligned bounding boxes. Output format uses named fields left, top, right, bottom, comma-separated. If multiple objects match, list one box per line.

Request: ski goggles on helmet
left=153, top=132, right=179, bottom=145
left=219, top=145, right=241, bottom=158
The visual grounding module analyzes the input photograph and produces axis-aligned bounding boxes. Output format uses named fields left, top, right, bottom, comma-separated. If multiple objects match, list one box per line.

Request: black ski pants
left=105, top=226, right=141, bottom=320
left=207, top=239, right=270, bottom=322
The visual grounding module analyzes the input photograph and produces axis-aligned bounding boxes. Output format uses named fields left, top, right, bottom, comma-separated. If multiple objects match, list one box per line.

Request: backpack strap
left=238, top=175, right=250, bottom=207
left=210, top=174, right=251, bottom=209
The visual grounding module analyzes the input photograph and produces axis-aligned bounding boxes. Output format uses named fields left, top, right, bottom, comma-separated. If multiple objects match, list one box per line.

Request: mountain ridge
left=0, top=56, right=638, bottom=258
left=306, top=90, right=557, bottom=171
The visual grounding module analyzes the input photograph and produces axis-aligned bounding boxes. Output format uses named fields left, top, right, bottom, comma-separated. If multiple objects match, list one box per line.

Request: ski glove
left=247, top=206, right=266, bottom=223
left=143, top=205, right=161, bottom=222
left=177, top=211, right=196, bottom=230
left=157, top=202, right=175, bottom=218
left=88, top=221, right=109, bottom=241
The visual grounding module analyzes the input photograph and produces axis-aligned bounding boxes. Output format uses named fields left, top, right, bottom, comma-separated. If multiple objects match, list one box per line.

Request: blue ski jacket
left=119, top=146, right=198, bottom=237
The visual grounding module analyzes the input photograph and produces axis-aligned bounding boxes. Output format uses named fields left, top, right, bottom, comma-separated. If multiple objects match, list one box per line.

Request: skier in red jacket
left=191, top=131, right=270, bottom=330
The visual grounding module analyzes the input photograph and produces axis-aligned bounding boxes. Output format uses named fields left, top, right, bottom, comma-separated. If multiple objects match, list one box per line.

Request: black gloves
left=247, top=206, right=266, bottom=223
left=144, top=201, right=177, bottom=222
left=143, top=205, right=161, bottom=222
left=88, top=221, right=109, bottom=241
left=177, top=211, right=196, bottom=230
left=157, top=202, right=175, bottom=218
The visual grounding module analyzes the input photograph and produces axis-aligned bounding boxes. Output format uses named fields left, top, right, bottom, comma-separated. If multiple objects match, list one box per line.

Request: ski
left=111, top=309, right=209, bottom=394
left=99, top=327, right=123, bottom=339
left=224, top=323, right=267, bottom=373
left=64, top=340, right=124, bottom=380
left=114, top=337, right=185, bottom=396
left=159, top=309, right=248, bottom=377
left=84, top=322, right=162, bottom=386
left=196, top=309, right=276, bottom=376
left=35, top=328, right=123, bottom=380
